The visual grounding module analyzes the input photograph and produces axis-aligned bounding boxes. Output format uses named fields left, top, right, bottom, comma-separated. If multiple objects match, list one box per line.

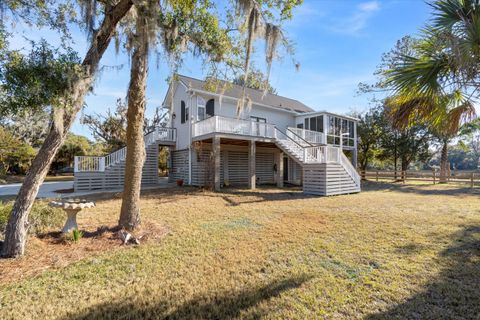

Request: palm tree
left=384, top=0, right=480, bottom=182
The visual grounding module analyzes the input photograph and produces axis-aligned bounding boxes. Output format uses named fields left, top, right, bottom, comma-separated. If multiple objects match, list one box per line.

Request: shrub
left=70, top=229, right=83, bottom=243
left=0, top=201, right=64, bottom=238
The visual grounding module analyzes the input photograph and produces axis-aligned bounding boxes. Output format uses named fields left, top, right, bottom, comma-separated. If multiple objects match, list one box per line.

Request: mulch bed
left=0, top=221, right=169, bottom=285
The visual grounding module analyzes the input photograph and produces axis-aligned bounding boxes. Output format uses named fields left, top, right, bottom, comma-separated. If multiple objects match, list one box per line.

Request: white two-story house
left=74, top=75, right=360, bottom=196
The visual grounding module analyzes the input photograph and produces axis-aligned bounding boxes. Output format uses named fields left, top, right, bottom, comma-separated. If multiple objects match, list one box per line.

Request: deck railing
left=303, top=145, right=340, bottom=163
left=193, top=116, right=276, bottom=138
left=75, top=127, right=176, bottom=172
left=287, top=127, right=325, bottom=145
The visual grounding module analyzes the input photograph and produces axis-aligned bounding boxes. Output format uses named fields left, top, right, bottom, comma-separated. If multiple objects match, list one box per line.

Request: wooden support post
left=248, top=140, right=256, bottom=190
left=213, top=136, right=221, bottom=191
left=471, top=172, right=474, bottom=189
left=376, top=170, right=379, bottom=182
left=432, top=169, right=436, bottom=185
left=276, top=152, right=284, bottom=188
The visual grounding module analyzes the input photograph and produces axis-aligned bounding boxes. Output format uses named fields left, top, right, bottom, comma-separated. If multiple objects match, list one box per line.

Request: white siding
left=170, top=83, right=192, bottom=150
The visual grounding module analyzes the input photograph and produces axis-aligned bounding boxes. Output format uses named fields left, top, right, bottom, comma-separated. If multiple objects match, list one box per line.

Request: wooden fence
left=359, top=170, right=479, bottom=188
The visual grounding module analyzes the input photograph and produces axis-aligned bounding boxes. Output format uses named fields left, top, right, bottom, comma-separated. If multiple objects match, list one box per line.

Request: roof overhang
left=296, top=110, right=359, bottom=122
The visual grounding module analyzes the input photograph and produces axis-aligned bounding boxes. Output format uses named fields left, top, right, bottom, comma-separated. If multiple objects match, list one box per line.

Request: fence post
left=99, top=157, right=106, bottom=172
left=432, top=169, right=436, bottom=185
left=74, top=156, right=79, bottom=173
left=471, top=172, right=474, bottom=189
left=376, top=170, right=379, bottom=182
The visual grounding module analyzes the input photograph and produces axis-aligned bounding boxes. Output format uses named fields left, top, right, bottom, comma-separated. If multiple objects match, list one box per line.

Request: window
left=180, top=101, right=186, bottom=124
left=303, top=116, right=323, bottom=132
left=297, top=123, right=304, bottom=129
left=326, top=115, right=355, bottom=147
left=185, top=107, right=189, bottom=123
left=250, top=116, right=266, bottom=123
left=310, top=117, right=317, bottom=131
left=197, top=96, right=206, bottom=121
left=206, top=99, right=215, bottom=117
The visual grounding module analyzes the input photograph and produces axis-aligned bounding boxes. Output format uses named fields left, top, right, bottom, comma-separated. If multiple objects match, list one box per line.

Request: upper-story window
left=206, top=99, right=215, bottom=117
left=197, top=97, right=206, bottom=121
left=327, top=115, right=355, bottom=147
left=180, top=101, right=187, bottom=124
left=197, top=97, right=215, bottom=121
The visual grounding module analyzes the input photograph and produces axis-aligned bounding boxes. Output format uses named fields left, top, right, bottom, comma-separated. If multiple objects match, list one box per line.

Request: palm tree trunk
left=1, top=0, right=133, bottom=258
left=439, top=139, right=448, bottom=183
left=118, top=6, right=149, bottom=230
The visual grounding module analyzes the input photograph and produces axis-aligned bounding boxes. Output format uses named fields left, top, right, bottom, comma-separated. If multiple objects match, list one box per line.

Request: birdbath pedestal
left=49, top=200, right=95, bottom=233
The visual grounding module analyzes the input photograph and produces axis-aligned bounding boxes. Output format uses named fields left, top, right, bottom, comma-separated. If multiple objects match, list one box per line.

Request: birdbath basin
left=49, top=199, right=95, bottom=233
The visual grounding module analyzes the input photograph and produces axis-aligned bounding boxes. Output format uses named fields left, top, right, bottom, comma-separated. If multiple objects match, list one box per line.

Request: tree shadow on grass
left=366, top=225, right=480, bottom=319
left=66, top=275, right=311, bottom=320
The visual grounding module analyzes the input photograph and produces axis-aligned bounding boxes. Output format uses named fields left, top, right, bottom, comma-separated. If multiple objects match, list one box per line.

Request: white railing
left=303, top=146, right=340, bottom=163
left=288, top=127, right=325, bottom=145
left=74, top=156, right=105, bottom=172
left=274, top=128, right=306, bottom=160
left=193, top=116, right=276, bottom=138
left=75, top=127, right=176, bottom=172
left=340, top=151, right=361, bottom=186
left=286, top=129, right=312, bottom=147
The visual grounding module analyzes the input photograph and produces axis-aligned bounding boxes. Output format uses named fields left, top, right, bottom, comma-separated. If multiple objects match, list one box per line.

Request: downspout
left=188, top=93, right=194, bottom=185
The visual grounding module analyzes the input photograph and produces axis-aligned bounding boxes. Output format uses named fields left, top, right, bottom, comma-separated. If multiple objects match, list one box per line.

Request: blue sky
left=9, top=0, right=430, bottom=140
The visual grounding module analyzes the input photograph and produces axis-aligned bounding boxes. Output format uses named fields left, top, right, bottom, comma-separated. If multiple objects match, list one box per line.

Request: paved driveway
left=0, top=181, right=73, bottom=198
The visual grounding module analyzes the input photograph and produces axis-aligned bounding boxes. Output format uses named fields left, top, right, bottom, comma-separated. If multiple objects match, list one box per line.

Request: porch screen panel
left=227, top=151, right=249, bottom=185
left=256, top=152, right=274, bottom=184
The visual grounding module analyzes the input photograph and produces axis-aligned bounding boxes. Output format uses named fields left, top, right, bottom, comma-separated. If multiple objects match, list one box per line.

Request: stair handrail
left=105, top=129, right=157, bottom=168
left=274, top=127, right=307, bottom=161
left=76, top=127, right=176, bottom=172
left=340, top=151, right=360, bottom=187
left=286, top=128, right=314, bottom=147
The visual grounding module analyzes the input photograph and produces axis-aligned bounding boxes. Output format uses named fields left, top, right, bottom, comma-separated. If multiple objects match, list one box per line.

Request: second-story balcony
left=192, top=116, right=276, bottom=140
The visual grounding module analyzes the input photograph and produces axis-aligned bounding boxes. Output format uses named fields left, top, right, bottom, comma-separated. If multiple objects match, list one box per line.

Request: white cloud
left=329, top=1, right=381, bottom=36
left=358, top=1, right=380, bottom=13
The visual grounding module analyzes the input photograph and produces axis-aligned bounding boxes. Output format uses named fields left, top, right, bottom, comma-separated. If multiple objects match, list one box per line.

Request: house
left=74, top=75, right=360, bottom=195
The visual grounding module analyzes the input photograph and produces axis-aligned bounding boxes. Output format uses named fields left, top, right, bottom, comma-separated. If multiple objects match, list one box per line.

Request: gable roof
left=176, top=74, right=315, bottom=114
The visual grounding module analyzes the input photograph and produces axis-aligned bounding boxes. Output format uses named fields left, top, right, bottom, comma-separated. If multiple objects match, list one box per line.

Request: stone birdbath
left=49, top=199, right=95, bottom=234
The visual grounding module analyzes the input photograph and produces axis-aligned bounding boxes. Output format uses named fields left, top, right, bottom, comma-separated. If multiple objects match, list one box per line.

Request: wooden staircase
left=274, top=128, right=360, bottom=196
left=74, top=127, right=176, bottom=191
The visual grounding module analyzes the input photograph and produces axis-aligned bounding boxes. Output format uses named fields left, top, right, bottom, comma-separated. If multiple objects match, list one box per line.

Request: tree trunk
left=439, top=140, right=448, bottom=184
left=1, top=0, right=133, bottom=258
left=118, top=6, right=149, bottom=230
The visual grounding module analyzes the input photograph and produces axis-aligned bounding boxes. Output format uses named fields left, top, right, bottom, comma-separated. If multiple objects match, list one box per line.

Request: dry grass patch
left=0, top=182, right=479, bottom=319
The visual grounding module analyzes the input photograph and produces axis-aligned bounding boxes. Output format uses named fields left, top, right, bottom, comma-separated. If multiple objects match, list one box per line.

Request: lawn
left=0, top=182, right=479, bottom=319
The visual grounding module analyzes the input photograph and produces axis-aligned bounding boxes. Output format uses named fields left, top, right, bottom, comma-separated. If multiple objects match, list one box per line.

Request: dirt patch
left=0, top=220, right=169, bottom=284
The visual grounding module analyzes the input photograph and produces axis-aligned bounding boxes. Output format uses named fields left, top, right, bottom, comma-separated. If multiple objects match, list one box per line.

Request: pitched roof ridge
left=176, top=74, right=313, bottom=113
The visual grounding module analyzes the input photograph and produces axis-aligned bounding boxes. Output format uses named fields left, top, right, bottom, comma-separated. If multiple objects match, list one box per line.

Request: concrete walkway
left=0, top=181, right=73, bottom=199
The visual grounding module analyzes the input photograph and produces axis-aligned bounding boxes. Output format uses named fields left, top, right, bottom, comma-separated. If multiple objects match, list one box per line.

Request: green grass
left=0, top=181, right=479, bottom=319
